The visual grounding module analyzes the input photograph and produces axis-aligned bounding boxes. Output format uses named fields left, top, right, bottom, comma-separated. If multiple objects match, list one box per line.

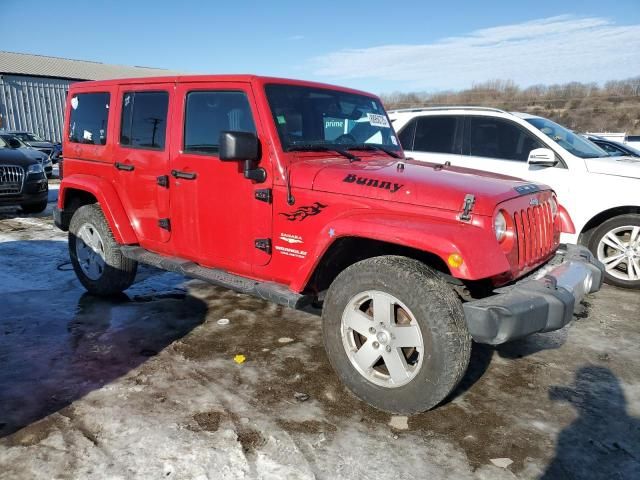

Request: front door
left=113, top=84, right=173, bottom=248
left=168, top=82, right=272, bottom=274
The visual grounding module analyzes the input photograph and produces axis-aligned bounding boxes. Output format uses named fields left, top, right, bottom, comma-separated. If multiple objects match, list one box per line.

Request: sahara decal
left=343, top=174, right=403, bottom=193
left=280, top=202, right=327, bottom=222
left=279, top=233, right=303, bottom=244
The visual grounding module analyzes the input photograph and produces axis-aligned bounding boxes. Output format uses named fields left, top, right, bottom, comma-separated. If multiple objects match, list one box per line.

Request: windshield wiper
left=346, top=144, right=402, bottom=159
left=286, top=145, right=360, bottom=162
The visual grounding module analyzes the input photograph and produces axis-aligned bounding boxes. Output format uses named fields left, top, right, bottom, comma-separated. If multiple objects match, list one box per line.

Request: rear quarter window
left=68, top=92, right=110, bottom=145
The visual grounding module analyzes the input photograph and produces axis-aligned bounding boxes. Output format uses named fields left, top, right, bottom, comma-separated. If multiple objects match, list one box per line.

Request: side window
left=120, top=91, right=169, bottom=149
left=470, top=117, right=543, bottom=161
left=68, top=92, right=110, bottom=145
left=397, top=119, right=416, bottom=150
left=413, top=116, right=460, bottom=154
left=184, top=91, right=256, bottom=155
left=597, top=142, right=622, bottom=156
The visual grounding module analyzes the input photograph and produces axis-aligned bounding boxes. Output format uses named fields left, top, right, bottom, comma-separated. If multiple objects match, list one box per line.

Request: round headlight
left=27, top=163, right=44, bottom=174
left=494, top=211, right=507, bottom=242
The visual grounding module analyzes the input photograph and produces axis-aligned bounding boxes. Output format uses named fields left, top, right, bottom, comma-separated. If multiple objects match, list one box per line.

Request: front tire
left=322, top=256, right=471, bottom=414
left=587, top=214, right=640, bottom=289
left=69, top=204, right=138, bottom=295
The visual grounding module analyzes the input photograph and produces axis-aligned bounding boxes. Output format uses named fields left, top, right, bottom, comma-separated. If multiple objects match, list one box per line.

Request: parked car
left=0, top=148, right=49, bottom=213
left=0, top=134, right=53, bottom=177
left=2, top=130, right=56, bottom=160
left=54, top=76, right=603, bottom=413
left=389, top=107, right=640, bottom=289
left=585, top=135, right=640, bottom=158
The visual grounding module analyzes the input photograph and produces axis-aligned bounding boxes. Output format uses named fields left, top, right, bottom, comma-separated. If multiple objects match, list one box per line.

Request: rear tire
left=322, top=256, right=471, bottom=414
left=20, top=199, right=48, bottom=214
left=586, top=214, right=640, bottom=289
left=69, top=203, right=138, bottom=296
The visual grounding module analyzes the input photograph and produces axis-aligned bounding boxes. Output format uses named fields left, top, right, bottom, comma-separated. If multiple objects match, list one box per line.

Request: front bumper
left=0, top=176, right=48, bottom=206
left=463, top=244, right=604, bottom=345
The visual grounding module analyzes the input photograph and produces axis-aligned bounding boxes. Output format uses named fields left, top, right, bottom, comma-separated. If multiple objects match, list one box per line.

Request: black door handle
left=171, top=169, right=197, bottom=180
left=114, top=162, right=135, bottom=171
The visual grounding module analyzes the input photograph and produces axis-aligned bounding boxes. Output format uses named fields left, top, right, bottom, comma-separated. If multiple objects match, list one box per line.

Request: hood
left=289, top=155, right=549, bottom=216
left=12, top=147, right=48, bottom=162
left=0, top=148, right=39, bottom=167
left=585, top=156, right=640, bottom=179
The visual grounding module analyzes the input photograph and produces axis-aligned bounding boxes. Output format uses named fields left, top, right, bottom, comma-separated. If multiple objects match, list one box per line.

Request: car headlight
left=494, top=211, right=508, bottom=242
left=27, top=163, right=44, bottom=174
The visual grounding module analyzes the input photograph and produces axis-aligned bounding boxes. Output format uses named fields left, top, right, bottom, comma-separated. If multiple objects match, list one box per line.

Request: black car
left=0, top=148, right=49, bottom=213
left=3, top=130, right=57, bottom=160
left=585, top=135, right=640, bottom=158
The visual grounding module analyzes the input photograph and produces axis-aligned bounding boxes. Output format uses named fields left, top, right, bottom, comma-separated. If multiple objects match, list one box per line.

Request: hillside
left=381, top=77, right=640, bottom=135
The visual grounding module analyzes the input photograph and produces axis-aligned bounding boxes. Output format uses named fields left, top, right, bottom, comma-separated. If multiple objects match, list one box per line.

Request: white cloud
left=310, top=15, right=640, bottom=91
left=287, top=35, right=305, bottom=41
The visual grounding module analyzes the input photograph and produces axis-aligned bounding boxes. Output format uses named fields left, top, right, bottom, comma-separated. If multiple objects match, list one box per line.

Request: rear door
left=168, top=81, right=272, bottom=273
left=113, top=84, right=173, bottom=248
left=399, top=115, right=464, bottom=165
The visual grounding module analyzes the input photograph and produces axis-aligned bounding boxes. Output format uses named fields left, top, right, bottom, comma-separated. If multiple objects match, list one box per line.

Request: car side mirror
left=528, top=148, right=557, bottom=167
left=8, top=138, right=21, bottom=149
left=218, top=131, right=265, bottom=182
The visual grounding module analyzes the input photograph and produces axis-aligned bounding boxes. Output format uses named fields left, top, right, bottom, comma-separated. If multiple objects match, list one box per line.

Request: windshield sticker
left=343, top=174, right=403, bottom=193
left=280, top=202, right=327, bottom=221
left=277, top=115, right=286, bottom=125
left=390, top=135, right=398, bottom=146
left=71, top=96, right=79, bottom=110
left=366, top=113, right=390, bottom=128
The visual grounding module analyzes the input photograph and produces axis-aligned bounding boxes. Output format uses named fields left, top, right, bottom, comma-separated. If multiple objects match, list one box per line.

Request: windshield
left=15, top=132, right=43, bottom=142
left=265, top=84, right=401, bottom=153
left=525, top=117, right=608, bottom=159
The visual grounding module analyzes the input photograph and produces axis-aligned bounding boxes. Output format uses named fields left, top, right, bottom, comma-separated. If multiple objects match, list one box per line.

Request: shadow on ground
left=0, top=240, right=207, bottom=438
left=541, top=365, right=640, bottom=479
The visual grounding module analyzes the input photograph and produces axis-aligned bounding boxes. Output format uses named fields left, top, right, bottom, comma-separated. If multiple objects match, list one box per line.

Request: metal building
left=0, top=51, right=180, bottom=143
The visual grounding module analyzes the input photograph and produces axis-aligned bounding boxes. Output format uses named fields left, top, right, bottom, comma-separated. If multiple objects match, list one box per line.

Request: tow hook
left=459, top=194, right=475, bottom=222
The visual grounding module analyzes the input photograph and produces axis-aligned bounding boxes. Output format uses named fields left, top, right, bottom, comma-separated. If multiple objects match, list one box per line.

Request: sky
left=2, top=0, right=640, bottom=94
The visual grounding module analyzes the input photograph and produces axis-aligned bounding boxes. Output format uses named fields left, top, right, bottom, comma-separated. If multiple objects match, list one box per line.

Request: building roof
left=0, top=50, right=183, bottom=81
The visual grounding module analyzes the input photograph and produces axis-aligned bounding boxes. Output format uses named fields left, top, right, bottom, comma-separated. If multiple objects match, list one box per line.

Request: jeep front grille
left=513, top=199, right=556, bottom=268
left=0, top=165, right=25, bottom=195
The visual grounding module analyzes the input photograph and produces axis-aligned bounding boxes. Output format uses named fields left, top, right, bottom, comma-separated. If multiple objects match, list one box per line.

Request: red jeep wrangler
left=54, top=75, right=604, bottom=413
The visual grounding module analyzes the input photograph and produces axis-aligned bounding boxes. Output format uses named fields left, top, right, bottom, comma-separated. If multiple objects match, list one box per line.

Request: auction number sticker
left=367, top=113, right=390, bottom=128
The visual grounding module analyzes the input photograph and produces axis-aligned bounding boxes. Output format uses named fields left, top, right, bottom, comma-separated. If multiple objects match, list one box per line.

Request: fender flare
left=58, top=174, right=138, bottom=244
left=289, top=212, right=511, bottom=292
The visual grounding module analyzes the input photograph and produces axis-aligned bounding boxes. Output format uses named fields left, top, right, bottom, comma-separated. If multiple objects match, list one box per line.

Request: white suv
left=389, top=107, right=640, bottom=289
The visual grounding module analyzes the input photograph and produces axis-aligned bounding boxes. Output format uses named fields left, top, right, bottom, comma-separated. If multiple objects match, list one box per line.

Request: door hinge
left=254, top=238, right=272, bottom=254
left=157, top=175, right=169, bottom=188
left=158, top=218, right=171, bottom=231
left=255, top=188, right=272, bottom=204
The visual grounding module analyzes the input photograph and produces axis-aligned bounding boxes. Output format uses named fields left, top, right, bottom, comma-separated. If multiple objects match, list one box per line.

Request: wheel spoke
left=603, top=253, right=625, bottom=270
left=628, top=257, right=640, bottom=281
left=371, top=292, right=394, bottom=326
left=392, top=324, right=422, bottom=348
left=602, top=232, right=626, bottom=252
left=344, top=309, right=374, bottom=337
left=383, top=348, right=410, bottom=384
left=352, top=341, right=381, bottom=372
left=86, top=259, right=101, bottom=279
left=630, top=226, right=640, bottom=247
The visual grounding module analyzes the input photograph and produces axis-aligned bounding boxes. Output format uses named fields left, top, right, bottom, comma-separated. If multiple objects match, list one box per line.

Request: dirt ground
left=0, top=189, right=639, bottom=479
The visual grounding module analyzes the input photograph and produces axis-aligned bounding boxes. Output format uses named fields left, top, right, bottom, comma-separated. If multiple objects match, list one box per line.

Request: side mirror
left=8, top=138, right=22, bottom=149
left=219, top=131, right=259, bottom=162
left=218, top=131, right=265, bottom=182
left=528, top=148, right=557, bottom=167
